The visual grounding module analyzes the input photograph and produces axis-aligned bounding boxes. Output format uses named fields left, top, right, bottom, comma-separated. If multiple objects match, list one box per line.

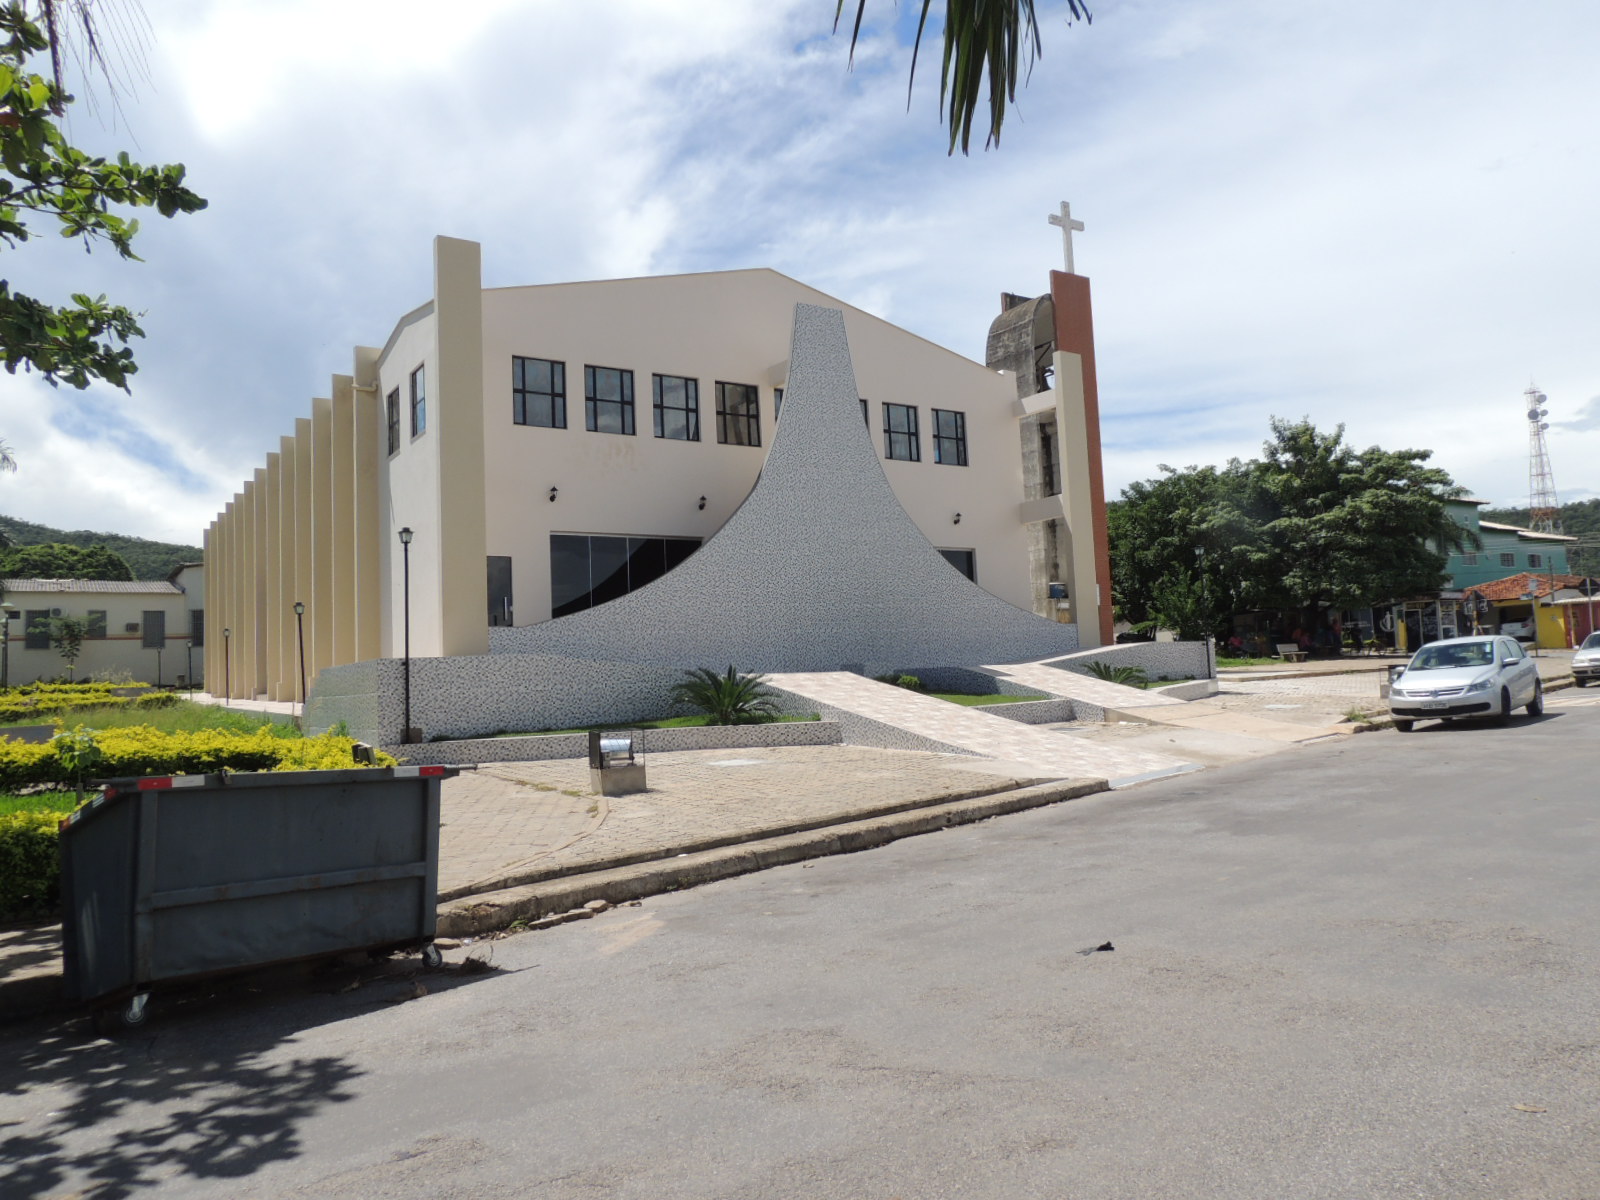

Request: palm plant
left=1083, top=660, right=1148, bottom=687
left=836, top=0, right=1092, bottom=153
left=670, top=666, right=780, bottom=725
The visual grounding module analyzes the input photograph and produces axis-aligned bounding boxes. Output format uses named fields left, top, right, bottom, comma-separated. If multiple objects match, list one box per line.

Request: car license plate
left=1421, top=701, right=1447, bottom=711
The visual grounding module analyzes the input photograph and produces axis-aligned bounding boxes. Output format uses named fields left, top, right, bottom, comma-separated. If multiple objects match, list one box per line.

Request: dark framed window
left=653, top=374, right=700, bottom=441
left=774, top=387, right=783, bottom=419
left=1040, top=422, right=1061, bottom=496
left=386, top=388, right=401, bottom=456
left=550, top=534, right=701, bottom=618
left=142, top=611, right=166, bottom=649
left=409, top=366, right=426, bottom=437
left=189, top=610, right=203, bottom=647
left=1528, top=553, right=1543, bottom=568
left=1461, top=553, right=1478, bottom=566
left=715, top=382, right=760, bottom=446
left=585, top=365, right=635, bottom=435
left=932, top=409, right=968, bottom=466
left=860, top=398, right=869, bottom=425
left=87, top=610, right=108, bottom=639
left=939, top=549, right=977, bottom=581
left=24, top=610, right=49, bottom=650
left=884, top=403, right=920, bottom=462
left=514, top=357, right=566, bottom=429
left=487, top=555, right=513, bottom=626
left=1499, top=552, right=1516, bottom=568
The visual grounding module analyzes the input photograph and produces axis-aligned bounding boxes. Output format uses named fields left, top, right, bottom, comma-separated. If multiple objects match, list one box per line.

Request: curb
left=437, top=776, right=1108, bottom=938
left=438, top=776, right=1042, bottom=902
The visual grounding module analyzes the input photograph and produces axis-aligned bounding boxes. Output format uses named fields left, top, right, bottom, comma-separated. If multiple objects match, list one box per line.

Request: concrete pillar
left=433, top=236, right=488, bottom=657
left=202, top=524, right=214, bottom=692
left=293, top=417, right=314, bottom=707
left=1052, top=350, right=1104, bottom=649
left=274, top=434, right=297, bottom=702
left=331, top=377, right=357, bottom=668
left=263, top=452, right=283, bottom=700
left=311, top=394, right=336, bottom=680
left=353, top=347, right=383, bottom=663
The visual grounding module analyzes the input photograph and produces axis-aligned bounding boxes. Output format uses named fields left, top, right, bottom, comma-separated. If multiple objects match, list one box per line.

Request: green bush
left=1084, top=661, right=1150, bottom=687
left=0, top=810, right=61, bottom=920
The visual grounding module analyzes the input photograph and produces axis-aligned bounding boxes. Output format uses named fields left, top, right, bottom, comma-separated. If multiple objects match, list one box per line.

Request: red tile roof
left=1462, top=572, right=1589, bottom=602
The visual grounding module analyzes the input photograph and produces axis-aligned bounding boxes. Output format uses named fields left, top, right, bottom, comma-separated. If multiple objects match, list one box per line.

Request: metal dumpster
left=59, top=764, right=457, bottom=1027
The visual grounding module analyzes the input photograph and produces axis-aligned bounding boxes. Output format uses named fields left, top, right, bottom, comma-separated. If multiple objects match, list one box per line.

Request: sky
left=4, top=0, right=1599, bottom=546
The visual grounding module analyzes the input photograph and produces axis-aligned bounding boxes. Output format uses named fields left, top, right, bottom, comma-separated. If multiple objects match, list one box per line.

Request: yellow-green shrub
left=0, top=727, right=394, bottom=790
left=0, top=810, right=61, bottom=919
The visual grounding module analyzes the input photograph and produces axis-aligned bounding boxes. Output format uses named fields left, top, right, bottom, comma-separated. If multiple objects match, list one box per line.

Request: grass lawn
left=1, top=700, right=301, bottom=738
left=0, top=791, right=78, bottom=817
left=928, top=692, right=1040, bottom=706
left=1215, top=656, right=1284, bottom=668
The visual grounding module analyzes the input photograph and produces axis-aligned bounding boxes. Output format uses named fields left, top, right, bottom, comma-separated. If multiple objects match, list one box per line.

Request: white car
left=1573, top=631, right=1600, bottom=687
left=1387, top=635, right=1543, bottom=732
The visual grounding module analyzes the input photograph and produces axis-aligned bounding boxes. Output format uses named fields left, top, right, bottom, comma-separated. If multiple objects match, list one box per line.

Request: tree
left=0, top=3, right=206, bottom=389
left=33, top=611, right=85, bottom=675
left=836, top=0, right=1091, bottom=154
left=1109, top=420, right=1472, bottom=634
left=0, top=540, right=132, bottom=579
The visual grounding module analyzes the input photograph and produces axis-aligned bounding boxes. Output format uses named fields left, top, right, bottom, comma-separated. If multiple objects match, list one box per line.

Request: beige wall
left=477, top=268, right=1026, bottom=625
left=4, top=590, right=198, bottom=687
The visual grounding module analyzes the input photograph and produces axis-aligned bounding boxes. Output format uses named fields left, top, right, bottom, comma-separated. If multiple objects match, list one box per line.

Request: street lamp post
left=0, top=604, right=16, bottom=689
left=293, top=601, right=308, bottom=717
left=398, top=527, right=414, bottom=743
left=222, top=627, right=231, bottom=701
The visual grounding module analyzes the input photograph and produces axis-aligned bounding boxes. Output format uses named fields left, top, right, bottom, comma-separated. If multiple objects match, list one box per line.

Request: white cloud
left=9, top=0, right=1600, bottom=542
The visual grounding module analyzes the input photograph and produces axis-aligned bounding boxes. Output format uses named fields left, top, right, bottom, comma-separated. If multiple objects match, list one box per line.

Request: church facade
left=203, top=237, right=1112, bottom=704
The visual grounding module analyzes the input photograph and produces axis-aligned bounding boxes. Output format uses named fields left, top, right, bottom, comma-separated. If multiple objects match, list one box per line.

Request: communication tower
left=1525, top=384, right=1561, bottom=534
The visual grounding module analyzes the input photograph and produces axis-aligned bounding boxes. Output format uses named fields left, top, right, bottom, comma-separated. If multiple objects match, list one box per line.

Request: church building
left=203, top=233, right=1113, bottom=704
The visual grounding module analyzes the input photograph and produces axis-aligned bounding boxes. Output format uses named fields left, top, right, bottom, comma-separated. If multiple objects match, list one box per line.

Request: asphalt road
left=5, top=702, right=1600, bottom=1199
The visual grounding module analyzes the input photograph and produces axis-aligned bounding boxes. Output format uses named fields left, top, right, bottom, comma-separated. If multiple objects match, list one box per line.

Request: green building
left=1443, top=498, right=1572, bottom=588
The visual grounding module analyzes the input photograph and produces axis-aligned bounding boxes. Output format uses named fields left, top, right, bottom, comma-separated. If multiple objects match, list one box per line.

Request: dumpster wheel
left=421, top=944, right=444, bottom=969
left=91, top=992, right=150, bottom=1036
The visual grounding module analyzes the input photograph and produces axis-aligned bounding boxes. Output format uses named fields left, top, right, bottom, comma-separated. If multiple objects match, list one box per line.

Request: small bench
left=1275, top=643, right=1308, bottom=664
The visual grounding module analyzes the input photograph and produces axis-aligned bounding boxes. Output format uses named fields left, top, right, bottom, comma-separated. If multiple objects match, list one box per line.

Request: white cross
left=1048, top=201, right=1085, bottom=274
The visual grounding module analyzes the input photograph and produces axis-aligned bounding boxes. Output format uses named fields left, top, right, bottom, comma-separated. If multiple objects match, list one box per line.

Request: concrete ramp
left=768, top=672, right=1200, bottom=788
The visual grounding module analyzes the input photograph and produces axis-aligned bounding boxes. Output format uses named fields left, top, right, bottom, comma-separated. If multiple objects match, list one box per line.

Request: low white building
left=1, top=565, right=205, bottom=687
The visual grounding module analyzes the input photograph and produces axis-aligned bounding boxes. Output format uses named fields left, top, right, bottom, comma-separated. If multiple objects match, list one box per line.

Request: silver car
left=1387, top=635, right=1543, bottom=732
left=1574, top=631, right=1600, bottom=687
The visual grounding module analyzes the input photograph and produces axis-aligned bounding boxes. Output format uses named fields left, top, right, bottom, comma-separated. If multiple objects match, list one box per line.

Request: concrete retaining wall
left=387, top=719, right=844, bottom=764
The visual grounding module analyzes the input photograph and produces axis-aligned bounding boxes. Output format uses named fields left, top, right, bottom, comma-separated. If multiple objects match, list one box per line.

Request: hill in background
left=1481, top=498, right=1600, bottom=577
left=0, top=515, right=202, bottom=581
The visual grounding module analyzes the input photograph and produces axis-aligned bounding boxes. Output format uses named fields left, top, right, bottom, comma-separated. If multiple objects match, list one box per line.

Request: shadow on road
left=0, top=955, right=505, bottom=1198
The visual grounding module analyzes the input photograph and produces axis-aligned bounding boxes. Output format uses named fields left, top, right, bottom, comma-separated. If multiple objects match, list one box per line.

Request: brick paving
left=438, top=744, right=1051, bottom=899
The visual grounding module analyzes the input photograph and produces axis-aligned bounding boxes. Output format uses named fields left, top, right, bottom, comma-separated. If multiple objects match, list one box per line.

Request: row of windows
left=19, top=610, right=194, bottom=650
left=1459, top=551, right=1551, bottom=569
left=514, top=356, right=968, bottom=464
left=386, top=356, right=972, bottom=466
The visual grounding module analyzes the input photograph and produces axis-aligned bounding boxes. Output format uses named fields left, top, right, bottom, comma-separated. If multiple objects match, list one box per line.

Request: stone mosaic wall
left=385, top=719, right=844, bottom=765
left=1044, top=641, right=1212, bottom=681
left=979, top=699, right=1078, bottom=725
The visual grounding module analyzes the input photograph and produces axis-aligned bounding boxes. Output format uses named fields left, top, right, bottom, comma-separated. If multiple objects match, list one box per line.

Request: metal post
left=223, top=628, right=231, bottom=701
left=294, top=601, right=307, bottom=715
left=399, top=527, right=414, bottom=743
left=155, top=648, right=163, bottom=687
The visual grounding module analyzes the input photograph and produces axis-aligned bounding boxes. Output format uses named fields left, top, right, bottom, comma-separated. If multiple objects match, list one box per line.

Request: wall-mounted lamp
left=697, top=495, right=707, bottom=511
left=952, top=512, right=962, bottom=525
left=548, top=486, right=558, bottom=503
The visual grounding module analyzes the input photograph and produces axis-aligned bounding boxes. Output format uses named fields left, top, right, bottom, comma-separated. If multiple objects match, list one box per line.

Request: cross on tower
left=1048, top=201, right=1085, bottom=274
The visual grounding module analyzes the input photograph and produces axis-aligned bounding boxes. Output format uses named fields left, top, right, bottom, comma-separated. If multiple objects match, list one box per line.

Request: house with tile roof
left=1461, top=571, right=1600, bottom=650
left=0, top=565, right=205, bottom=686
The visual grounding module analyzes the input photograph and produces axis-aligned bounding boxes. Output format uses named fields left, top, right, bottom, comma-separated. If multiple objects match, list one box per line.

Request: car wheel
left=1393, top=719, right=1414, bottom=733
left=1496, top=687, right=1512, bottom=726
left=1577, top=678, right=1590, bottom=688
left=1528, top=682, right=1544, bottom=717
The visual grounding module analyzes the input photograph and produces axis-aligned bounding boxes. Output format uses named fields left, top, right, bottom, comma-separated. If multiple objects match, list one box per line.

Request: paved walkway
left=438, top=745, right=1041, bottom=900
left=767, top=671, right=1197, bottom=783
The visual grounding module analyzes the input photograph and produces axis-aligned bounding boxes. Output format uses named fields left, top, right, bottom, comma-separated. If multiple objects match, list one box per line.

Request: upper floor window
left=653, top=374, right=700, bottom=441
left=884, top=402, right=920, bottom=462
left=860, top=397, right=869, bottom=425
left=514, top=357, right=566, bottom=429
left=386, top=388, right=401, bottom=456
left=409, top=366, right=426, bottom=437
left=1528, top=553, right=1543, bottom=568
left=932, top=409, right=968, bottom=466
left=716, top=382, right=760, bottom=446
left=1460, top=552, right=1478, bottom=566
left=586, top=365, right=635, bottom=435
left=1499, top=552, right=1516, bottom=568
left=87, top=610, right=107, bottom=639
